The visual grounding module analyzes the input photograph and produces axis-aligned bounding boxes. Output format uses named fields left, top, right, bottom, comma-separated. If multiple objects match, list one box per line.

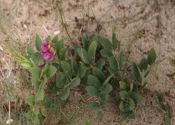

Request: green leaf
left=79, top=64, right=87, bottom=78
left=31, top=52, right=41, bottom=65
left=60, top=48, right=67, bottom=60
left=119, top=81, right=127, bottom=90
left=132, top=63, right=142, bottom=83
left=27, top=47, right=34, bottom=56
left=101, top=84, right=112, bottom=94
left=120, top=91, right=128, bottom=100
left=119, top=101, right=127, bottom=112
left=21, top=62, right=33, bottom=69
left=96, top=59, right=105, bottom=69
left=109, top=56, right=118, bottom=71
left=88, top=41, right=97, bottom=63
left=128, top=98, right=135, bottom=110
left=92, top=67, right=105, bottom=82
left=70, top=77, right=80, bottom=87
left=97, top=36, right=112, bottom=49
left=60, top=87, right=70, bottom=100
left=55, top=39, right=64, bottom=53
left=147, top=48, right=156, bottom=65
left=36, top=76, right=47, bottom=101
left=100, top=94, right=109, bottom=103
left=130, top=92, right=142, bottom=104
left=87, top=75, right=101, bottom=88
left=46, top=65, right=57, bottom=78
left=26, top=95, right=35, bottom=107
left=61, top=61, right=71, bottom=75
left=100, top=49, right=113, bottom=57
left=103, top=74, right=114, bottom=84
left=35, top=34, right=42, bottom=51
left=119, top=99, right=135, bottom=112
left=77, top=48, right=89, bottom=64
left=118, top=51, right=125, bottom=68
left=71, top=57, right=78, bottom=74
left=55, top=39, right=66, bottom=60
left=43, top=96, right=51, bottom=108
left=139, top=57, right=148, bottom=71
left=86, top=86, right=98, bottom=96
left=81, top=35, right=90, bottom=50
left=112, top=32, right=119, bottom=49
left=29, top=67, right=41, bottom=88
left=56, top=73, right=66, bottom=88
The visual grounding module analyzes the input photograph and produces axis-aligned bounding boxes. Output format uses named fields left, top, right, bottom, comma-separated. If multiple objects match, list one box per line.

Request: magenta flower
left=41, top=40, right=55, bottom=61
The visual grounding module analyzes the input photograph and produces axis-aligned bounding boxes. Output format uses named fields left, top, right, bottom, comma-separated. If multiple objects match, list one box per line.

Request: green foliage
left=76, top=36, right=114, bottom=109
left=96, top=36, right=112, bottom=49
left=21, top=35, right=78, bottom=124
left=132, top=63, right=142, bottom=83
left=132, top=48, right=156, bottom=85
left=77, top=48, right=90, bottom=64
left=118, top=48, right=156, bottom=118
left=26, top=95, right=35, bottom=107
left=31, top=52, right=42, bottom=65
left=88, top=41, right=97, bottom=63
left=100, top=48, right=113, bottom=57
left=11, top=48, right=33, bottom=69
left=46, top=65, right=57, bottom=78
left=35, top=34, right=42, bottom=51
left=70, top=77, right=80, bottom=87
left=147, top=48, right=156, bottom=65
left=87, top=86, right=98, bottom=96
left=109, top=56, right=118, bottom=72
left=92, top=67, right=105, bottom=82
left=13, top=33, right=157, bottom=124
left=36, top=76, right=47, bottom=101
left=29, top=67, right=41, bottom=88
left=112, top=31, right=119, bottom=50
left=55, top=38, right=66, bottom=60
left=60, top=87, right=70, bottom=100
left=87, top=74, right=113, bottom=104
left=87, top=75, right=101, bottom=89
left=119, top=81, right=142, bottom=119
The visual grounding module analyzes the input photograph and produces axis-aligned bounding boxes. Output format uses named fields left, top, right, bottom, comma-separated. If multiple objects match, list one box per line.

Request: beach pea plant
left=77, top=33, right=156, bottom=119
left=118, top=48, right=156, bottom=118
left=13, top=35, right=81, bottom=124
left=76, top=36, right=114, bottom=110
left=12, top=32, right=157, bottom=124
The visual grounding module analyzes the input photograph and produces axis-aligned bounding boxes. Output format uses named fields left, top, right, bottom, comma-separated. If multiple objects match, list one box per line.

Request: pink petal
left=41, top=41, right=49, bottom=52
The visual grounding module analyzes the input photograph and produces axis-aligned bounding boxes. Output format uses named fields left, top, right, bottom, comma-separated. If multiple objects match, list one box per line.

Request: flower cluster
left=41, top=41, right=55, bottom=61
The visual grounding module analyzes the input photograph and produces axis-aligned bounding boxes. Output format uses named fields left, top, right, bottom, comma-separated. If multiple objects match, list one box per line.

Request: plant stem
left=57, top=3, right=73, bottom=42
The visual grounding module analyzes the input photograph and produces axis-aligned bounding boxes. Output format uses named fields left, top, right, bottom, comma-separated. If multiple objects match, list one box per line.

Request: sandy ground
left=0, top=0, right=175, bottom=125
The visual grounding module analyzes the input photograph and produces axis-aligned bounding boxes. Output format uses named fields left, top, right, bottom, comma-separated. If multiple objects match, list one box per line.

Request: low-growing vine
left=11, top=32, right=157, bottom=124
